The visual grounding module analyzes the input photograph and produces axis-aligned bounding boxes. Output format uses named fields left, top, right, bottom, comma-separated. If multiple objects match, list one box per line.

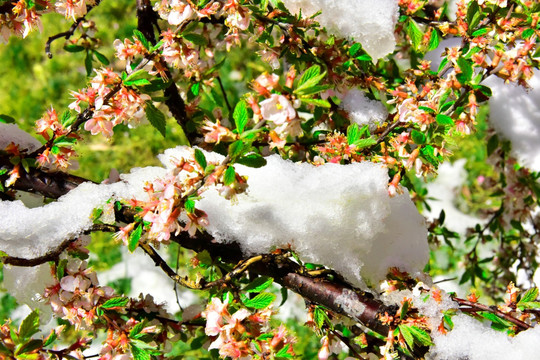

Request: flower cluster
left=44, top=257, right=115, bottom=330
left=35, top=107, right=79, bottom=168
left=70, top=68, right=150, bottom=138
left=55, top=0, right=95, bottom=21
left=202, top=297, right=296, bottom=360
left=0, top=1, right=46, bottom=43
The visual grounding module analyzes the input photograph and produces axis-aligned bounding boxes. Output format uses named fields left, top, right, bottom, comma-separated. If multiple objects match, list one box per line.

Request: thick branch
left=136, top=0, right=189, bottom=128
left=6, top=164, right=393, bottom=336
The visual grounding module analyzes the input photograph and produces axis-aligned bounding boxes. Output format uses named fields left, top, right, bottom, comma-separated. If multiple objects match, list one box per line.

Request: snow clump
left=161, top=147, right=429, bottom=289
left=339, top=89, right=388, bottom=130
left=281, top=0, right=399, bottom=61
left=428, top=314, right=540, bottom=359
left=483, top=71, right=540, bottom=172
left=0, top=122, right=42, bottom=152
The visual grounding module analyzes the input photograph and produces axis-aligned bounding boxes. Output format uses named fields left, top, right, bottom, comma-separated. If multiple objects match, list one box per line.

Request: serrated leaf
left=194, top=148, right=207, bottom=170
left=407, top=325, right=433, bottom=346
left=407, top=19, right=423, bottom=51
left=295, top=66, right=326, bottom=94
left=520, top=288, right=538, bottom=303
left=353, top=137, right=377, bottom=149
left=243, top=292, right=276, bottom=309
left=472, top=28, right=488, bottom=37
left=223, top=166, right=236, bottom=186
left=133, top=29, right=150, bottom=50
left=347, top=123, right=360, bottom=145
left=356, top=54, right=372, bottom=62
left=93, top=50, right=109, bottom=65
left=144, top=101, right=166, bottom=137
left=294, top=84, right=331, bottom=96
left=275, top=343, right=293, bottom=358
left=18, top=310, right=40, bottom=340
left=436, top=114, right=454, bottom=126
left=517, top=301, right=540, bottom=310
left=400, top=301, right=410, bottom=320
left=399, top=324, right=415, bottom=350
left=243, top=276, right=273, bottom=293
left=128, top=224, right=142, bottom=252
left=129, top=322, right=145, bottom=338
left=0, top=114, right=16, bottom=123
left=184, top=198, right=195, bottom=213
left=480, top=312, right=514, bottom=329
left=131, top=343, right=151, bottom=360
left=101, top=297, right=129, bottom=309
left=233, top=100, right=248, bottom=133
left=299, top=98, right=331, bottom=108
left=427, top=29, right=440, bottom=52
left=236, top=153, right=267, bottom=168
left=53, top=135, right=77, bottom=147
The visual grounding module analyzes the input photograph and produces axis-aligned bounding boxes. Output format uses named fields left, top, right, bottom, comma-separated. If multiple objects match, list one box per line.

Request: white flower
left=259, top=94, right=296, bottom=125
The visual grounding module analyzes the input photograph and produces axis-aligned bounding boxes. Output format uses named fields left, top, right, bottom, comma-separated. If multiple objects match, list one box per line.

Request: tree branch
left=4, top=163, right=393, bottom=338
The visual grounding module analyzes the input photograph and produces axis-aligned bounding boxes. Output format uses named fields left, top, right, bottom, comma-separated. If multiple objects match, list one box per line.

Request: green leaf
left=399, top=324, right=415, bottom=350
left=487, top=135, right=499, bottom=156
left=407, top=19, right=423, bottom=51
left=349, top=43, right=362, bottom=57
left=131, top=343, right=151, bottom=360
left=53, top=135, right=77, bottom=147
left=43, top=330, right=57, bottom=347
left=400, top=301, right=410, bottom=320
left=15, top=339, right=43, bottom=356
left=223, top=166, right=236, bottom=186
left=407, top=325, right=433, bottom=346
left=353, top=137, right=377, bottom=149
left=85, top=51, right=93, bottom=76
left=128, top=224, right=142, bottom=252
left=279, top=286, right=288, bottom=306
left=144, top=101, right=167, bottom=137
left=472, top=28, right=488, bottom=37
left=125, top=78, right=152, bottom=87
left=133, top=29, right=150, bottom=50
left=295, top=65, right=326, bottom=94
left=418, top=106, right=436, bottom=114
left=356, top=54, right=372, bottom=62
left=522, top=28, right=535, bottom=39
left=427, top=29, right=440, bottom=52
left=228, top=140, right=246, bottom=160
left=184, top=198, right=195, bottom=213
left=236, top=153, right=267, bottom=168
left=479, top=312, right=514, bottom=330
left=436, top=114, right=454, bottom=126
left=456, top=57, right=473, bottom=83
left=347, top=123, right=360, bottom=145
left=299, top=98, right=331, bottom=108
left=57, top=259, right=68, bottom=279
left=275, top=343, right=293, bottom=359
left=18, top=310, right=40, bottom=340
left=294, top=84, right=331, bottom=96
left=243, top=292, right=276, bottom=309
left=0, top=114, right=16, bottom=123
left=101, top=297, right=129, bottom=309
left=183, top=33, right=207, bottom=46
left=520, top=288, right=538, bottom=303
left=125, top=69, right=150, bottom=83
left=243, top=276, right=273, bottom=293
left=411, top=130, right=426, bottom=145
left=233, top=100, right=249, bottom=133
left=194, top=148, right=207, bottom=170
left=129, top=322, right=145, bottom=338
left=93, top=50, right=109, bottom=65
left=64, top=44, right=85, bottom=53
left=313, top=306, right=333, bottom=330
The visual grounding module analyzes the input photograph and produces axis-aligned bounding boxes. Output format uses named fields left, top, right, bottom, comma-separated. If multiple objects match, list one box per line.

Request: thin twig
left=217, top=76, right=233, bottom=115
left=454, top=297, right=531, bottom=331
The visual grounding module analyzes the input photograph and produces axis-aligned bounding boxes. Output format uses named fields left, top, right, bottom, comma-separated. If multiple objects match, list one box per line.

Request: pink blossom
left=259, top=94, right=296, bottom=125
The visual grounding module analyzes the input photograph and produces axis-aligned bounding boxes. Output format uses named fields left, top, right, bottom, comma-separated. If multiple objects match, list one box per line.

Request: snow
left=483, top=71, right=540, bottom=172
left=0, top=167, right=165, bottom=259
left=281, top=0, right=399, bottom=61
left=428, top=314, right=540, bottom=360
left=424, top=159, right=484, bottom=233
left=339, top=89, right=388, bottom=130
left=0, top=123, right=42, bottom=152
left=162, top=147, right=429, bottom=289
